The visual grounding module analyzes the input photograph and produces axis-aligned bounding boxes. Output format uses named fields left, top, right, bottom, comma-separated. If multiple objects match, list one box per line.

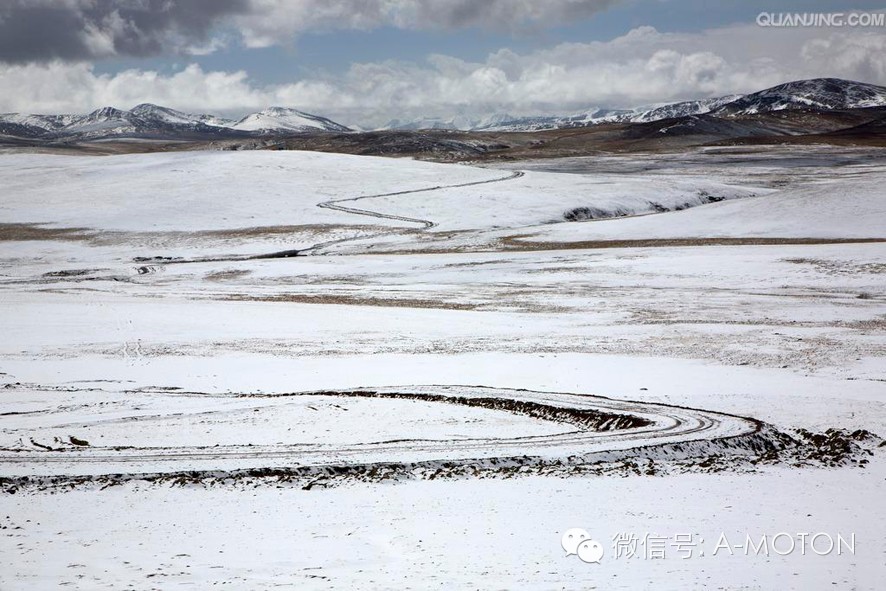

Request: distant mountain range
left=0, top=104, right=351, bottom=141
left=386, top=79, right=886, bottom=131
left=1, top=78, right=885, bottom=143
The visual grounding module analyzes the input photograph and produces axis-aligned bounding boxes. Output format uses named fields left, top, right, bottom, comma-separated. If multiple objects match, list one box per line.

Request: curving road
left=296, top=170, right=524, bottom=255
left=0, top=385, right=762, bottom=479
left=315, top=170, right=525, bottom=230
left=137, top=169, right=525, bottom=264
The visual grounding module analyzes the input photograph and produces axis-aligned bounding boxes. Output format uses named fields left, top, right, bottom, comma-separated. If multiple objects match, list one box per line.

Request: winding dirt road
left=296, top=170, right=524, bottom=255
left=138, top=169, right=525, bottom=264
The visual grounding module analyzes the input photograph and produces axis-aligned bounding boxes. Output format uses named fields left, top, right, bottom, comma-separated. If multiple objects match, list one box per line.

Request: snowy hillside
left=130, top=103, right=235, bottom=128
left=61, top=106, right=143, bottom=135
left=232, top=107, right=351, bottom=133
left=630, top=95, right=742, bottom=122
left=0, top=107, right=131, bottom=137
left=473, top=109, right=634, bottom=131
left=0, top=112, right=78, bottom=131
left=1, top=146, right=884, bottom=591
left=714, top=78, right=886, bottom=116
left=386, top=109, right=636, bottom=132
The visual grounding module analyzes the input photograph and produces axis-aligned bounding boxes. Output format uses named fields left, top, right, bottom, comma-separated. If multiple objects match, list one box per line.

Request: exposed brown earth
left=0, top=223, right=94, bottom=242
left=224, top=293, right=481, bottom=311
left=498, top=235, right=886, bottom=252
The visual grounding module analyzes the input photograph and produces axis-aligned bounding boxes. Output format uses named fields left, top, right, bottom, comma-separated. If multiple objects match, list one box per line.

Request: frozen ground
left=4, top=463, right=884, bottom=589
left=0, top=146, right=884, bottom=589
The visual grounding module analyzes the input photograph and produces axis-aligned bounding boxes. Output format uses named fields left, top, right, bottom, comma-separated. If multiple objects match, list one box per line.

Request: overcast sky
left=1, top=0, right=885, bottom=126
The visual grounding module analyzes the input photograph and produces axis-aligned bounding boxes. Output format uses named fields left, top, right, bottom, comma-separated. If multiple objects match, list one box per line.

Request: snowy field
left=1, top=146, right=884, bottom=589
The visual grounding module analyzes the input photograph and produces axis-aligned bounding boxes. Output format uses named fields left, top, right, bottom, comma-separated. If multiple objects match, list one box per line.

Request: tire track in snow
left=0, top=385, right=767, bottom=481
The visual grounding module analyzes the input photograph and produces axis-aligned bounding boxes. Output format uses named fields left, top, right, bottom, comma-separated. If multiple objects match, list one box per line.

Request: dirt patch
left=194, top=224, right=384, bottom=240
left=0, top=223, right=94, bottom=242
left=351, top=235, right=886, bottom=256
left=205, top=269, right=252, bottom=281
left=843, top=317, right=886, bottom=330
left=42, top=268, right=103, bottom=278
left=783, top=257, right=886, bottom=275
left=500, top=236, right=886, bottom=252
left=224, top=293, right=481, bottom=311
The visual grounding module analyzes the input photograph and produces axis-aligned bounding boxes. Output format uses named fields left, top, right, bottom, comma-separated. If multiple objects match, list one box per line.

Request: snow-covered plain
left=0, top=147, right=884, bottom=589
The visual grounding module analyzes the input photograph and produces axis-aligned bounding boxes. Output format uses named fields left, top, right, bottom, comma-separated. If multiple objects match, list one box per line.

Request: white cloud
left=2, top=24, right=885, bottom=127
left=0, top=62, right=265, bottom=115
left=800, top=33, right=886, bottom=82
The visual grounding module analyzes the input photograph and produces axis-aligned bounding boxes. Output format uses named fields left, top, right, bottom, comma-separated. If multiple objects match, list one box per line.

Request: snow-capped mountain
left=61, top=106, right=145, bottom=136
left=383, top=115, right=479, bottom=131
left=0, top=120, right=47, bottom=138
left=473, top=109, right=636, bottom=131
left=630, top=95, right=742, bottom=123
left=383, top=79, right=886, bottom=132
left=0, top=105, right=351, bottom=140
left=130, top=103, right=235, bottom=128
left=465, top=100, right=743, bottom=131
left=384, top=108, right=636, bottom=132
left=383, top=101, right=738, bottom=132
left=713, top=78, right=886, bottom=116
left=232, top=107, right=351, bottom=133
left=0, top=112, right=80, bottom=131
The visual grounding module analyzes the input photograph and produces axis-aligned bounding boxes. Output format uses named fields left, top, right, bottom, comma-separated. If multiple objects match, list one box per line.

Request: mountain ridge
left=0, top=104, right=352, bottom=141
left=383, top=78, right=886, bottom=132
left=2, top=78, right=884, bottom=141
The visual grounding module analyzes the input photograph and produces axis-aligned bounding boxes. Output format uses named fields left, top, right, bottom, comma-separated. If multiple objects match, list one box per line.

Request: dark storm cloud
left=231, top=1, right=625, bottom=46
left=0, top=1, right=626, bottom=63
left=408, top=0, right=622, bottom=30
left=0, top=0, right=249, bottom=63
